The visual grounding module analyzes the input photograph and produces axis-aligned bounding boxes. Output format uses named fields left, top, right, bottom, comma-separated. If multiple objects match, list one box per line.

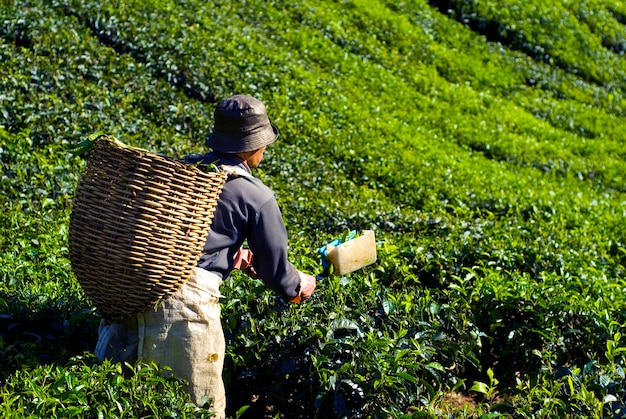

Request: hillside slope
left=1, top=0, right=626, bottom=417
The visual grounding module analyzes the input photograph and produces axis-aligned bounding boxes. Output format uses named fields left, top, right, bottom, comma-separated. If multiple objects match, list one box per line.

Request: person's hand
left=233, top=248, right=258, bottom=278
left=291, top=270, right=316, bottom=303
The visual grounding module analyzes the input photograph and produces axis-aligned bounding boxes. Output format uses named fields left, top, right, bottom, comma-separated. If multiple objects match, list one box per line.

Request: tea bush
left=0, top=355, right=216, bottom=418
left=1, top=0, right=626, bottom=417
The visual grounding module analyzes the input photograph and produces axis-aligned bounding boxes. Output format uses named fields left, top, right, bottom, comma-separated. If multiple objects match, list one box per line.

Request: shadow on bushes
left=0, top=297, right=99, bottom=382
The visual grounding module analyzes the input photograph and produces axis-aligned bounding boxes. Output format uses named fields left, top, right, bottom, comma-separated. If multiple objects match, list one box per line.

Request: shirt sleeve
left=246, top=196, right=301, bottom=299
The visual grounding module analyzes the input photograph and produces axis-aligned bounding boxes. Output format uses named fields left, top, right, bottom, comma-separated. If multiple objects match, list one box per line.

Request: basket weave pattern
left=68, top=137, right=227, bottom=322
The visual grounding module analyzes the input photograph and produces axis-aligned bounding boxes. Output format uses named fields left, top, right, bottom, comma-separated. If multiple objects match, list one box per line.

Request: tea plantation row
left=1, top=0, right=625, bottom=417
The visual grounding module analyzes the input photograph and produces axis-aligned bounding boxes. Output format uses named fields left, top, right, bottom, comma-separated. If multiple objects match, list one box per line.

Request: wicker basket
left=68, top=136, right=228, bottom=322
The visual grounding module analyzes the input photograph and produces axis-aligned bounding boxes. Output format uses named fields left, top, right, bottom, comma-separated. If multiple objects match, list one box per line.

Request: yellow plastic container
left=326, top=230, right=377, bottom=275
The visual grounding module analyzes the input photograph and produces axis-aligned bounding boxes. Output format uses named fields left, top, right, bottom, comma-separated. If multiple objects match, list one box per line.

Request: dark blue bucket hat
left=207, top=95, right=280, bottom=153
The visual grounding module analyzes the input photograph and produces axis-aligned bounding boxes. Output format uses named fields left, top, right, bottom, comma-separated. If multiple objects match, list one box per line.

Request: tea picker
left=69, top=95, right=316, bottom=419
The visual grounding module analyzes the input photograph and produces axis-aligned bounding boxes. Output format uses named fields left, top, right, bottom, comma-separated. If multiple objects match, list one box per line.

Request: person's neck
left=212, top=152, right=251, bottom=172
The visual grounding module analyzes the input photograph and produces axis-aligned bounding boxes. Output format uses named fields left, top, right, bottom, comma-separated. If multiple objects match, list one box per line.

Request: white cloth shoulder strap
left=219, top=164, right=252, bottom=178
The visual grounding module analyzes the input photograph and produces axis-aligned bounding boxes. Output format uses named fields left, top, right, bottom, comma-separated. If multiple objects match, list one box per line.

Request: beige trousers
left=96, top=267, right=226, bottom=418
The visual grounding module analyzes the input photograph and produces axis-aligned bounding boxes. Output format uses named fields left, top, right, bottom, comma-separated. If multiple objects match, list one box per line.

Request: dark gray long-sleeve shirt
left=185, top=151, right=301, bottom=299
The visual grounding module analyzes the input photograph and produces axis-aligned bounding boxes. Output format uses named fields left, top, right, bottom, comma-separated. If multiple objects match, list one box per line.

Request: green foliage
left=0, top=355, right=215, bottom=418
left=1, top=0, right=626, bottom=417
